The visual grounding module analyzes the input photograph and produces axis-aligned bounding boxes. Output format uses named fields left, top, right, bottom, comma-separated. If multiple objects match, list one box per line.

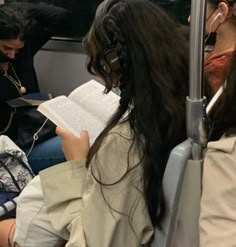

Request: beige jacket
left=40, top=123, right=153, bottom=247
left=200, top=136, right=236, bottom=247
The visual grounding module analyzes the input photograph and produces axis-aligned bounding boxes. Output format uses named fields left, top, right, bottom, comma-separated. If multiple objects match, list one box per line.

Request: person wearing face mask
left=0, top=4, right=70, bottom=174
left=204, top=0, right=236, bottom=95
left=199, top=1, right=236, bottom=246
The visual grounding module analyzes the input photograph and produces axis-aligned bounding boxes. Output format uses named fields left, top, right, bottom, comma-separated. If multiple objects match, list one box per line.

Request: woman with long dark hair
left=0, top=0, right=189, bottom=246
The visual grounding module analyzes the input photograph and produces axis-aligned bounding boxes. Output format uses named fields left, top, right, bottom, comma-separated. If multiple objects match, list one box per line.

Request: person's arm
left=40, top=127, right=153, bottom=247
left=0, top=219, right=16, bottom=247
left=24, top=3, right=70, bottom=55
left=200, top=137, right=236, bottom=247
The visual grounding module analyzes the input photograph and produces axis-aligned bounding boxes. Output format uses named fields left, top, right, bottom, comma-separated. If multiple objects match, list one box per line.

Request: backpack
left=0, top=135, right=34, bottom=218
left=0, top=149, right=34, bottom=193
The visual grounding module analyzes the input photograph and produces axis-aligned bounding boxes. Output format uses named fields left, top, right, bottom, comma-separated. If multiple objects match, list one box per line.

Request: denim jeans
left=23, top=136, right=65, bottom=174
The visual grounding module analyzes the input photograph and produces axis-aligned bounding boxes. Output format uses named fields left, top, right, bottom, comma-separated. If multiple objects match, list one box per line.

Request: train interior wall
left=34, top=40, right=98, bottom=97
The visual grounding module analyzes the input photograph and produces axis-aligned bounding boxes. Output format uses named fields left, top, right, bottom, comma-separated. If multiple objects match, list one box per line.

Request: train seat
left=152, top=139, right=202, bottom=247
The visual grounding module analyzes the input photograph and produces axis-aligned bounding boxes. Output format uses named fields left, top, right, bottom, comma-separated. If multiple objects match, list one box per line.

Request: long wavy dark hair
left=84, top=0, right=189, bottom=229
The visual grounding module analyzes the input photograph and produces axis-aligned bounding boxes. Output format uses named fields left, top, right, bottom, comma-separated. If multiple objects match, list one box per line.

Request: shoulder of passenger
left=207, top=136, right=236, bottom=153
left=103, top=122, right=133, bottom=145
left=92, top=122, right=140, bottom=181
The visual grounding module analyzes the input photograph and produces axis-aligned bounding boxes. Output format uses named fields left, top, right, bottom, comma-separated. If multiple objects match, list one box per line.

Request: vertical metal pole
left=189, top=0, right=206, bottom=99
left=187, top=0, right=207, bottom=159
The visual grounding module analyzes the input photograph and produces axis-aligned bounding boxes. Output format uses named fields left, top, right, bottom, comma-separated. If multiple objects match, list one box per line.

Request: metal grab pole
left=189, top=0, right=206, bottom=99
left=187, top=0, right=207, bottom=159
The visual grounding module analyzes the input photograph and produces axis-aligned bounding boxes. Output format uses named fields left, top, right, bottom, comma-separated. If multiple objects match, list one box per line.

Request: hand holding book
left=38, top=79, right=120, bottom=144
left=56, top=127, right=90, bottom=161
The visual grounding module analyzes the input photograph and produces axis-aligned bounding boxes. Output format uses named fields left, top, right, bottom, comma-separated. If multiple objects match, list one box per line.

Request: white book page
left=38, top=96, right=105, bottom=144
left=69, top=80, right=120, bottom=124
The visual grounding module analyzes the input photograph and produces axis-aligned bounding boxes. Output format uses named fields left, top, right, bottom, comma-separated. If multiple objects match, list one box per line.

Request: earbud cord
left=26, top=118, right=49, bottom=157
left=206, top=80, right=227, bottom=114
left=204, top=10, right=221, bottom=45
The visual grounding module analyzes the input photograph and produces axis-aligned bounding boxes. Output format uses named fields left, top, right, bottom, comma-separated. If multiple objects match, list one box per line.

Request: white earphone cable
left=26, top=118, right=49, bottom=157
left=205, top=12, right=222, bottom=44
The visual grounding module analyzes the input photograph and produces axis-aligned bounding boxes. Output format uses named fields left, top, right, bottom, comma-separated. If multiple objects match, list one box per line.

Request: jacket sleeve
left=24, top=3, right=70, bottom=55
left=40, top=130, right=153, bottom=247
left=200, top=137, right=236, bottom=247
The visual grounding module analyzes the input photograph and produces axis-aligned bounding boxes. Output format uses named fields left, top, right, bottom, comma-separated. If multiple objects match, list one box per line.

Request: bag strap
left=0, top=203, right=8, bottom=214
left=9, top=153, right=34, bottom=177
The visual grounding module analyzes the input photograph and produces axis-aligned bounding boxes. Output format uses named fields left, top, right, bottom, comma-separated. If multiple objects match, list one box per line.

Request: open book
left=38, top=80, right=120, bottom=144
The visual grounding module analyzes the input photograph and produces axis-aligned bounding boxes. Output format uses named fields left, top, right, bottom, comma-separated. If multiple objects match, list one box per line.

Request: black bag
left=7, top=97, right=56, bottom=148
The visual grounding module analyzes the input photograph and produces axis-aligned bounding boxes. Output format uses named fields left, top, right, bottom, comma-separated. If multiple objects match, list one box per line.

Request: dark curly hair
left=0, top=5, right=26, bottom=40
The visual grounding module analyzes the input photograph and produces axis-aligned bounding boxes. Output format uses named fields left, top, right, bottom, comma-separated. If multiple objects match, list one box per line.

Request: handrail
left=187, top=0, right=207, bottom=159
left=51, top=36, right=83, bottom=42
left=189, top=0, right=206, bottom=100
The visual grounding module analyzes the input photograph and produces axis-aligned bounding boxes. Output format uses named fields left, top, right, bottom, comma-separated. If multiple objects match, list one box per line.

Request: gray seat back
left=151, top=139, right=192, bottom=247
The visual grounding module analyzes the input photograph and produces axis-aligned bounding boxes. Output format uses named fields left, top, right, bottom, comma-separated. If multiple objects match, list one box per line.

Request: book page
left=38, top=96, right=105, bottom=144
left=69, top=80, right=120, bottom=124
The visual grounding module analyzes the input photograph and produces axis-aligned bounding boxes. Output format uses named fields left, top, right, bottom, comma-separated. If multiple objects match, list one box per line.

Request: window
left=5, top=0, right=101, bottom=39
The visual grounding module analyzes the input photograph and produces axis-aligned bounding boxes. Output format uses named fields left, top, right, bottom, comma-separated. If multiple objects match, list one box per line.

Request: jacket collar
left=207, top=136, right=236, bottom=153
